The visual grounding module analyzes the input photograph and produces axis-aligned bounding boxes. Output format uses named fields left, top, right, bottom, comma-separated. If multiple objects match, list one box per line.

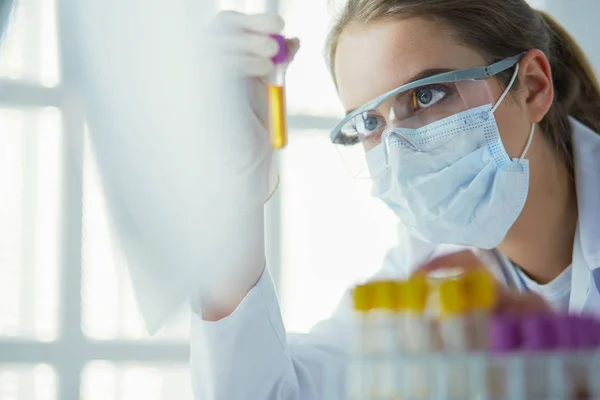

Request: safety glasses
left=330, top=53, right=526, bottom=178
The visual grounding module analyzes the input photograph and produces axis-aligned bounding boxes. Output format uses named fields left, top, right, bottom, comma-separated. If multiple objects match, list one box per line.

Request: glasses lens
left=333, top=79, right=494, bottom=179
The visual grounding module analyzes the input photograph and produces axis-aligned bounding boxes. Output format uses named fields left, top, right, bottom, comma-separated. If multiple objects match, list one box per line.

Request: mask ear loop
left=488, top=62, right=535, bottom=161
left=519, top=123, right=536, bottom=160
left=491, top=63, right=520, bottom=113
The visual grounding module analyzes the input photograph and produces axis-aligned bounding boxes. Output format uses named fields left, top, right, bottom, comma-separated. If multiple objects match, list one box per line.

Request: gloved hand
left=206, top=11, right=300, bottom=213
left=195, top=11, right=301, bottom=320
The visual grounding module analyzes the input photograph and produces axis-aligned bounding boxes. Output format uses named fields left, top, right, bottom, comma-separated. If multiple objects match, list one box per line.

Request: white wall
left=542, top=0, right=600, bottom=74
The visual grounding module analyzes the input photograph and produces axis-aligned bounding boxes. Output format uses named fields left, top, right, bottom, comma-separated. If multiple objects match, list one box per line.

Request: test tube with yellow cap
left=371, top=281, right=398, bottom=400
left=350, top=283, right=373, bottom=400
left=438, top=278, right=469, bottom=350
left=438, top=278, right=470, bottom=398
left=464, top=269, right=497, bottom=349
left=403, top=275, right=432, bottom=398
left=267, top=34, right=288, bottom=149
left=394, top=280, right=408, bottom=352
left=404, top=275, right=431, bottom=351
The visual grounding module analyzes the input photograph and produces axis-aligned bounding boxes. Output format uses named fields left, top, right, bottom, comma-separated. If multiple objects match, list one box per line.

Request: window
left=278, top=129, right=401, bottom=332
left=0, top=1, right=192, bottom=399
left=0, top=106, right=61, bottom=342
left=0, top=364, right=57, bottom=400
left=81, top=362, right=192, bottom=400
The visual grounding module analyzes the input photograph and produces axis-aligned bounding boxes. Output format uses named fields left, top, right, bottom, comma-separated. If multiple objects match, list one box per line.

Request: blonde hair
left=326, top=0, right=600, bottom=176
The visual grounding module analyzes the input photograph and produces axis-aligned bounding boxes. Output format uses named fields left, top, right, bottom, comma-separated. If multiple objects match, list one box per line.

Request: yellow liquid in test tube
left=268, top=84, right=287, bottom=149
left=267, top=33, right=288, bottom=150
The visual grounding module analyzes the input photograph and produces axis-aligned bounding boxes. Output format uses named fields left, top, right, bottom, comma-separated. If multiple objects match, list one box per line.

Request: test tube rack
left=337, top=350, right=600, bottom=400
left=338, top=273, right=600, bottom=400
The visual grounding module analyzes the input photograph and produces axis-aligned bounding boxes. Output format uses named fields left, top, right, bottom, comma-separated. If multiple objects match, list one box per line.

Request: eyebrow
left=344, top=67, right=454, bottom=116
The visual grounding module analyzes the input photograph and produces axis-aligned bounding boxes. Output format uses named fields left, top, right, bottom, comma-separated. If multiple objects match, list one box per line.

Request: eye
left=412, top=85, right=449, bottom=110
left=355, top=113, right=385, bottom=138
left=362, top=115, right=380, bottom=132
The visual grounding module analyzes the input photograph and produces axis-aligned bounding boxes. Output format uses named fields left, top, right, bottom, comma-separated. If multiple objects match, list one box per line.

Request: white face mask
left=368, top=67, right=535, bottom=249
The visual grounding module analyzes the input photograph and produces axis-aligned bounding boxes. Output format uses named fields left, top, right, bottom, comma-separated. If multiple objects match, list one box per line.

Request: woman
left=194, top=0, right=600, bottom=398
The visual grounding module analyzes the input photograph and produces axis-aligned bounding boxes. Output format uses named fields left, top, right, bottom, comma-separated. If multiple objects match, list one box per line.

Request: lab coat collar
left=570, top=117, right=600, bottom=270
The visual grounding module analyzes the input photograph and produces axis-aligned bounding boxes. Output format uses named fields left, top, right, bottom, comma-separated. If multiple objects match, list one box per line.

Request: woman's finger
left=213, top=31, right=280, bottom=58
left=215, top=53, right=274, bottom=77
left=411, top=250, right=552, bottom=315
left=413, top=249, right=485, bottom=275
left=211, top=11, right=284, bottom=34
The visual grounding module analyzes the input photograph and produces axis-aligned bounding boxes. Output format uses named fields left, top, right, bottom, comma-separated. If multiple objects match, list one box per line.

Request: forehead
left=334, top=17, right=487, bottom=111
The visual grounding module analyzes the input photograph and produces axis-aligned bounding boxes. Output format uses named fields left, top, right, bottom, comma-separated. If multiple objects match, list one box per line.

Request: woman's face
left=334, top=17, right=534, bottom=159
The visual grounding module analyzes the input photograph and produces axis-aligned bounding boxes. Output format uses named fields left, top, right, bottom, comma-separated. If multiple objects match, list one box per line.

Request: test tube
left=590, top=318, right=600, bottom=397
left=403, top=275, right=432, bottom=398
left=439, top=279, right=469, bottom=350
left=521, top=314, right=556, bottom=399
left=571, top=315, right=597, bottom=398
left=555, top=315, right=582, bottom=398
left=405, top=275, right=432, bottom=351
left=438, top=279, right=469, bottom=398
left=267, top=34, right=288, bottom=149
left=371, top=281, right=398, bottom=400
left=350, top=283, right=373, bottom=400
left=489, top=314, right=522, bottom=399
left=394, top=281, right=408, bottom=352
left=465, top=269, right=496, bottom=350
left=393, top=281, right=407, bottom=398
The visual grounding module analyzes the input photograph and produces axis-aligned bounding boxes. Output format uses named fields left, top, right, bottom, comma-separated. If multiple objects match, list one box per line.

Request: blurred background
left=0, top=0, right=598, bottom=399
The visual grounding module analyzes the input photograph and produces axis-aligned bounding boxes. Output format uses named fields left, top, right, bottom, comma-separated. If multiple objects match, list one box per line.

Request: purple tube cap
left=555, top=314, right=579, bottom=350
left=490, top=314, right=521, bottom=353
left=594, top=319, right=600, bottom=347
left=522, top=313, right=556, bottom=352
left=576, top=315, right=599, bottom=349
left=269, top=34, right=288, bottom=64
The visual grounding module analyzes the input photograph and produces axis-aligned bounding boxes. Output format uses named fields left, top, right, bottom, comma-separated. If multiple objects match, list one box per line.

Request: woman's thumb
left=285, top=38, right=300, bottom=62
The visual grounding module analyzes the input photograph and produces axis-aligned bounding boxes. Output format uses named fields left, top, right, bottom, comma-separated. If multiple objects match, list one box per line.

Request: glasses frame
left=330, top=52, right=527, bottom=144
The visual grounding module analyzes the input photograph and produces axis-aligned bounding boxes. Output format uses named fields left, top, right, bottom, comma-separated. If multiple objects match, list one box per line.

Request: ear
left=518, top=49, right=554, bottom=124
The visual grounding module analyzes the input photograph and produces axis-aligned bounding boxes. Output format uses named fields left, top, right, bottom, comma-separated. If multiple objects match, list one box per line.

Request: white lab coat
left=189, top=117, right=600, bottom=400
